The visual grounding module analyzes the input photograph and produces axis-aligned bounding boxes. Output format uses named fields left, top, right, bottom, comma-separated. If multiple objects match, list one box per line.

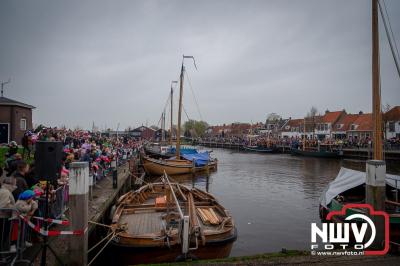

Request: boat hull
left=291, top=148, right=342, bottom=158
left=110, top=228, right=237, bottom=265
left=143, top=156, right=217, bottom=176
left=243, top=146, right=275, bottom=153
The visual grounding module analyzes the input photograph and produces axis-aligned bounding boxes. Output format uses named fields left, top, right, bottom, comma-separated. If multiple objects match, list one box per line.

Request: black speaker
left=35, top=141, right=63, bottom=181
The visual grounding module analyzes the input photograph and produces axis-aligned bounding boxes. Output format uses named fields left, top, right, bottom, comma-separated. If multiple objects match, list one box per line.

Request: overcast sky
left=1, top=0, right=399, bottom=130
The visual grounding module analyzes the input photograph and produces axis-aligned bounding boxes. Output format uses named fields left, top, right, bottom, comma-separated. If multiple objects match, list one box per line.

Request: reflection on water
left=168, top=148, right=399, bottom=256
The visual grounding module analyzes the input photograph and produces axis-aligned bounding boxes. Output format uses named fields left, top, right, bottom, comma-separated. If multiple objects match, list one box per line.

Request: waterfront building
left=313, top=110, right=346, bottom=139
left=129, top=126, right=156, bottom=140
left=384, top=106, right=400, bottom=139
left=0, top=96, right=35, bottom=144
left=280, top=118, right=304, bottom=139
left=345, top=112, right=373, bottom=140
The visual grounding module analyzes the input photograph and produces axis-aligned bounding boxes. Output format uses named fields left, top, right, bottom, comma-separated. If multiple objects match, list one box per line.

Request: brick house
left=129, top=126, right=156, bottom=140
left=0, top=96, right=35, bottom=144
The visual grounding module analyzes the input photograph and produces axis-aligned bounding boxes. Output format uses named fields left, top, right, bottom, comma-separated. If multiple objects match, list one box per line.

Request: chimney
left=325, top=109, right=330, bottom=114
left=359, top=111, right=363, bottom=115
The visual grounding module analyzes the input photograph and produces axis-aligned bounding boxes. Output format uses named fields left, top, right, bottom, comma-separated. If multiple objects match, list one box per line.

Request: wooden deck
left=120, top=211, right=163, bottom=235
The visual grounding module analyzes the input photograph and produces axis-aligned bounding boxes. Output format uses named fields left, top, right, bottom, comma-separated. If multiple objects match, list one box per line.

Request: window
left=20, top=118, right=27, bottom=130
left=388, top=122, right=395, bottom=132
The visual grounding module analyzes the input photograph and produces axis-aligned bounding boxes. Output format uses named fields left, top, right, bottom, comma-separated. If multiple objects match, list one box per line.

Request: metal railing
left=0, top=208, right=30, bottom=266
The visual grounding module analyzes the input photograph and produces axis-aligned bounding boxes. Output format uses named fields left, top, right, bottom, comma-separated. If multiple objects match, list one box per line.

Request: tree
left=306, top=106, right=319, bottom=138
left=183, top=120, right=209, bottom=137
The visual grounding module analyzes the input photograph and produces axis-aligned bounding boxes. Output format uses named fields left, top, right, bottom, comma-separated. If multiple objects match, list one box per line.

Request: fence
left=0, top=208, right=31, bottom=265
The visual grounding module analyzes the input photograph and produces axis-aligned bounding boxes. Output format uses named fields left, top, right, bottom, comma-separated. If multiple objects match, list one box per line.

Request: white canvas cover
left=320, top=167, right=400, bottom=207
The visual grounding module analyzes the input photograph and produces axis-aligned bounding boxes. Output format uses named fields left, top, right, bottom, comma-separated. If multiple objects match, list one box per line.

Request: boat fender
left=109, top=205, right=116, bottom=220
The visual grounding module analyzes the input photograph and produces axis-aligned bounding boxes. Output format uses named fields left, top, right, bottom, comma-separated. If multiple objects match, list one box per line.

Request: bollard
left=113, top=169, right=118, bottom=189
left=365, top=160, right=386, bottom=250
left=111, top=159, right=118, bottom=189
left=69, top=162, right=89, bottom=266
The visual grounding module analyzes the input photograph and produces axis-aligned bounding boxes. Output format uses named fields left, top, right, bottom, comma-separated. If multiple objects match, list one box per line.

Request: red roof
left=286, top=119, right=304, bottom=128
left=333, top=113, right=359, bottom=131
left=321, top=111, right=343, bottom=123
left=351, top=113, right=373, bottom=131
left=384, top=106, right=400, bottom=121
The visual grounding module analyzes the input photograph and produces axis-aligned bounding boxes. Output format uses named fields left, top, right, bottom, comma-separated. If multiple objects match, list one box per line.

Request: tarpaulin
left=320, top=167, right=400, bottom=207
left=181, top=152, right=210, bottom=167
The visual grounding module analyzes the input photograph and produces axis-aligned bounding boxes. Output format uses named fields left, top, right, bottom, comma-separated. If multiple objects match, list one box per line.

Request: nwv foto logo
left=311, top=204, right=389, bottom=255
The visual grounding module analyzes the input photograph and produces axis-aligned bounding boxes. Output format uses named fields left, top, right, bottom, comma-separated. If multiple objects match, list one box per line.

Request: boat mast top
left=169, top=81, right=177, bottom=145
left=372, top=0, right=383, bottom=160
left=176, top=55, right=197, bottom=159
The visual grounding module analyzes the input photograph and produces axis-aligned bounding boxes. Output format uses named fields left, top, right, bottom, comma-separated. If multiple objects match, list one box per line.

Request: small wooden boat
left=243, top=145, right=275, bottom=153
left=319, top=168, right=400, bottom=251
left=143, top=156, right=218, bottom=176
left=110, top=174, right=237, bottom=265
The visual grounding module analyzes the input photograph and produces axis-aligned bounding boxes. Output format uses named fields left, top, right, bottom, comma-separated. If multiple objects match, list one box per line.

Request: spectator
left=0, top=182, right=15, bottom=209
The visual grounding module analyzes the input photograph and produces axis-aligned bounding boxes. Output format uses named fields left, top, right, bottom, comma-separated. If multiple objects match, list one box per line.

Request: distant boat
left=243, top=145, right=275, bottom=153
left=290, top=145, right=343, bottom=159
left=143, top=154, right=217, bottom=176
left=110, top=174, right=237, bottom=265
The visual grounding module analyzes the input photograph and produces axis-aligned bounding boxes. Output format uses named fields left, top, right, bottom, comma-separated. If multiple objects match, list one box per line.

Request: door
left=0, top=123, right=9, bottom=144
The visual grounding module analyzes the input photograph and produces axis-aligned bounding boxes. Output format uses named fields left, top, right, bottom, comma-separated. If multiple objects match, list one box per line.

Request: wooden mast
left=372, top=0, right=383, bottom=160
left=169, top=83, right=174, bottom=145
left=303, top=118, right=306, bottom=151
left=176, top=63, right=185, bottom=159
left=161, top=111, right=165, bottom=143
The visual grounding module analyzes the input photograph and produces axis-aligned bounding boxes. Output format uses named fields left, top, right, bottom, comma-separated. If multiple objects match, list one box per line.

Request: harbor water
left=170, top=148, right=400, bottom=257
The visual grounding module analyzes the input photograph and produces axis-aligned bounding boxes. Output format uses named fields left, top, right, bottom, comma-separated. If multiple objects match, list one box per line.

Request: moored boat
left=243, top=145, right=275, bottom=153
left=110, top=174, right=237, bottom=265
left=290, top=146, right=343, bottom=158
left=142, top=56, right=218, bottom=176
left=319, top=167, right=400, bottom=251
left=143, top=154, right=218, bottom=176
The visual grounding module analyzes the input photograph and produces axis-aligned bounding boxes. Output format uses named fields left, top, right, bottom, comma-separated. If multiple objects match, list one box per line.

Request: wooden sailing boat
left=110, top=173, right=236, bottom=265
left=143, top=56, right=217, bottom=176
left=319, top=0, right=400, bottom=251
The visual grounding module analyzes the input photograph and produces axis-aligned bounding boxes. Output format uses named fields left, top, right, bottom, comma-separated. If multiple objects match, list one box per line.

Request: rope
left=88, top=220, right=112, bottom=228
left=382, top=0, right=400, bottom=64
left=87, top=232, right=119, bottom=266
left=182, top=105, right=191, bottom=121
left=378, top=0, right=400, bottom=79
left=185, top=71, right=204, bottom=121
left=88, top=231, right=115, bottom=253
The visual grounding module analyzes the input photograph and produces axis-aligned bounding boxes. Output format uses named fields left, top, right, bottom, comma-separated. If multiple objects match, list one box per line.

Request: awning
left=320, top=167, right=400, bottom=207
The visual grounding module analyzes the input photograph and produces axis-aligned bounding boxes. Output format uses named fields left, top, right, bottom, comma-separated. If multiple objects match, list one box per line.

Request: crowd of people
left=199, top=135, right=400, bottom=150
left=0, top=127, right=143, bottom=254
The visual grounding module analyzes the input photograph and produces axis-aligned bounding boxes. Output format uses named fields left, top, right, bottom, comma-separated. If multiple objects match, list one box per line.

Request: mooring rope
left=87, top=232, right=121, bottom=266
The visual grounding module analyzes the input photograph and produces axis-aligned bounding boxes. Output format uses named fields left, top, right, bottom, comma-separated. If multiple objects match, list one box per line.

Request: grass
left=141, top=250, right=309, bottom=266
